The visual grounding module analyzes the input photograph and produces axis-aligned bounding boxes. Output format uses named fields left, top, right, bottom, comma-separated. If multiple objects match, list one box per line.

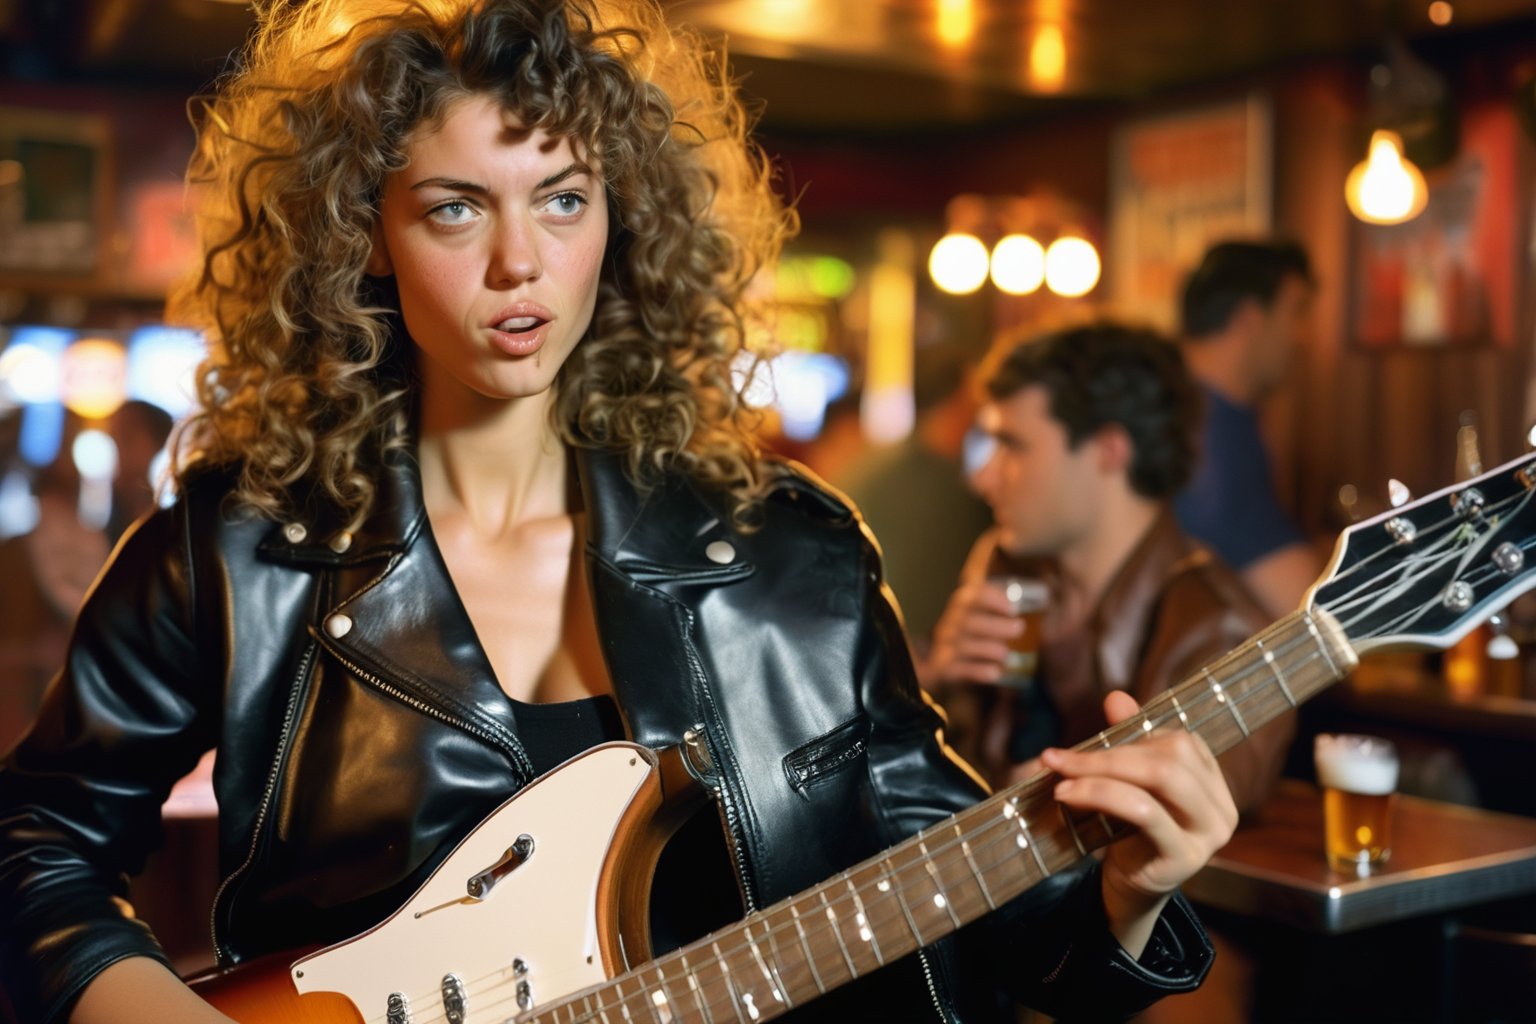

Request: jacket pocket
left=782, top=715, right=870, bottom=794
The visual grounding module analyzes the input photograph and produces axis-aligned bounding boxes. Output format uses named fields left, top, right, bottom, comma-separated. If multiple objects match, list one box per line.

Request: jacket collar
left=256, top=447, right=427, bottom=567
left=1089, top=507, right=1206, bottom=688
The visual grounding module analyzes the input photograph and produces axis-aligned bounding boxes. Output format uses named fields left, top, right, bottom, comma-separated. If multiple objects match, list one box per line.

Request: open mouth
left=494, top=316, right=547, bottom=334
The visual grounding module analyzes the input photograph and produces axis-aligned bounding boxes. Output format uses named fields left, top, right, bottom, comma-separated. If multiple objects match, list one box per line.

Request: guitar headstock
left=1310, top=452, right=1536, bottom=655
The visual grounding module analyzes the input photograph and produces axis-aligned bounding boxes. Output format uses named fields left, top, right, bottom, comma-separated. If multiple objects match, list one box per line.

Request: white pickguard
left=289, top=743, right=655, bottom=1023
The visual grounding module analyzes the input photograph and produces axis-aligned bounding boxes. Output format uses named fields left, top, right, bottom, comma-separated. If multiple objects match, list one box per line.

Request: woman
left=0, top=2, right=1237, bottom=1022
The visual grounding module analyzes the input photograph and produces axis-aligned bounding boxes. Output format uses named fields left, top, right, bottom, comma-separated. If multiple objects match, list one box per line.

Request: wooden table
left=1184, top=779, right=1536, bottom=933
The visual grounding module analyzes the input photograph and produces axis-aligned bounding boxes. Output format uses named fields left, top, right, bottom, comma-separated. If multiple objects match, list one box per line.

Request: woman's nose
left=488, top=217, right=541, bottom=287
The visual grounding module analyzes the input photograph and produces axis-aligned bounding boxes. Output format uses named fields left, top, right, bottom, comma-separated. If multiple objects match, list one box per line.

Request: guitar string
left=408, top=488, right=1530, bottom=1022
left=517, top=642, right=1331, bottom=1024
left=377, top=627, right=1332, bottom=1024
left=1320, top=486, right=1529, bottom=624
left=370, top=630, right=1330, bottom=1024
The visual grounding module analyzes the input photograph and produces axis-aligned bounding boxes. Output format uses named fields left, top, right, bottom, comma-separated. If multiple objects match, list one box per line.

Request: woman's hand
left=1037, top=690, right=1238, bottom=959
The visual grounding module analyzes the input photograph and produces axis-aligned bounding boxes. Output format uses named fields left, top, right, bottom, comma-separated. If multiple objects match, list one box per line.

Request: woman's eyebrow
left=536, top=161, right=595, bottom=190
left=409, top=176, right=489, bottom=194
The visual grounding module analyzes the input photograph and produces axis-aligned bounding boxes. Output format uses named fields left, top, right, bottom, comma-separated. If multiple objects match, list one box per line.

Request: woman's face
left=370, top=94, right=609, bottom=403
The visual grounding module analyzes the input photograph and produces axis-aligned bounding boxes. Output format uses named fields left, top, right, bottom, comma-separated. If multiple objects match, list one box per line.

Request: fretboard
left=530, top=608, right=1357, bottom=1024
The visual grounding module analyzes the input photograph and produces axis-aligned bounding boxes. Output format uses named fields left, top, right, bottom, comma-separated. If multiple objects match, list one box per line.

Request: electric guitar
left=188, top=453, right=1536, bottom=1024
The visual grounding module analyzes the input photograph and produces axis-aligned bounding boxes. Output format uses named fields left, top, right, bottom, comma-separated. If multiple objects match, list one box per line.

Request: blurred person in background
left=104, top=399, right=174, bottom=544
left=921, top=322, right=1290, bottom=814
left=1176, top=240, right=1320, bottom=619
left=836, top=344, right=992, bottom=646
left=0, top=449, right=111, bottom=754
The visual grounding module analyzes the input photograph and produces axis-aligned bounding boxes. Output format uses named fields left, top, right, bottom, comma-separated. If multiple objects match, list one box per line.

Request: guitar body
left=191, top=743, right=673, bottom=1023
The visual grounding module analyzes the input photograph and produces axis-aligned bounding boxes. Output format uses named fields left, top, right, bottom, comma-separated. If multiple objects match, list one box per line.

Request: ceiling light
left=1345, top=130, right=1428, bottom=225
left=1043, top=236, right=1100, bottom=297
left=928, top=233, right=989, bottom=295
left=990, top=234, right=1046, bottom=294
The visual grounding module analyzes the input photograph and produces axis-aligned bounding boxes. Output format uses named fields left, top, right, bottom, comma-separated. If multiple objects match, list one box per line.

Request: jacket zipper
left=676, top=614, right=759, bottom=915
left=319, top=642, right=534, bottom=781
left=209, top=639, right=318, bottom=961
left=918, top=948, right=956, bottom=1023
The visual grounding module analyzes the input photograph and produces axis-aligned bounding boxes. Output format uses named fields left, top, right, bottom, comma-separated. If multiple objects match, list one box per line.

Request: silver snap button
left=284, top=522, right=308, bottom=544
left=705, top=540, right=735, bottom=564
left=324, top=613, right=353, bottom=638
left=328, top=532, right=353, bottom=554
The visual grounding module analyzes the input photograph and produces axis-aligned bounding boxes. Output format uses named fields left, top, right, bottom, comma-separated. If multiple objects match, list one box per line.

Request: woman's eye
left=428, top=200, right=477, bottom=225
left=543, top=191, right=587, bottom=217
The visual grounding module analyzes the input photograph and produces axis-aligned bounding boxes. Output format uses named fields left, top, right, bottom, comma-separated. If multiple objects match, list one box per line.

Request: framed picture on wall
left=0, top=108, right=112, bottom=278
left=1351, top=101, right=1525, bottom=348
left=1109, top=94, right=1274, bottom=333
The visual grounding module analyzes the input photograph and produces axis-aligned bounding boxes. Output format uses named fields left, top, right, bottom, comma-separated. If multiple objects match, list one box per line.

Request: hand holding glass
left=989, top=575, right=1048, bottom=685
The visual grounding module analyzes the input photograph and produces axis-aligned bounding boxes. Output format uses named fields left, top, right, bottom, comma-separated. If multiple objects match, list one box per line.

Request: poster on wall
left=0, top=108, right=111, bottom=277
left=1351, top=101, right=1523, bottom=348
left=1109, top=94, right=1274, bottom=333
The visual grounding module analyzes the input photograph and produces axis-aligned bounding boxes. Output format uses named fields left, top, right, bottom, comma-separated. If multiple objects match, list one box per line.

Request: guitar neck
left=530, top=609, right=1358, bottom=1024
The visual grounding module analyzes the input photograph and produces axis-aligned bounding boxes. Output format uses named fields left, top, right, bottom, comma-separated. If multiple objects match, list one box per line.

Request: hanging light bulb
left=1043, top=236, right=1100, bottom=297
left=1345, top=130, right=1428, bottom=225
left=928, top=233, right=989, bottom=295
left=990, top=234, right=1046, bottom=295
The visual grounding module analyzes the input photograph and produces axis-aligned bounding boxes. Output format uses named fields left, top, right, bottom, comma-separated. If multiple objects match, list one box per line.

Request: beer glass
left=990, top=575, right=1049, bottom=685
left=1314, top=733, right=1399, bottom=873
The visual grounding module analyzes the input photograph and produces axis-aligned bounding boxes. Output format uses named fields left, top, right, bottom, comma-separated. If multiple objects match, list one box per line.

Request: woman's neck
left=417, top=383, right=569, bottom=539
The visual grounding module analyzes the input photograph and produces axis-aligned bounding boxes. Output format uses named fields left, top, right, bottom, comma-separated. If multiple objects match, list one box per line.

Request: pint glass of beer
left=990, top=576, right=1049, bottom=684
left=1314, top=733, right=1399, bottom=873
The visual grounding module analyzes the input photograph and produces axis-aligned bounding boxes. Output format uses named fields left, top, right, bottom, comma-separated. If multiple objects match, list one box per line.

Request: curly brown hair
left=168, top=0, right=794, bottom=529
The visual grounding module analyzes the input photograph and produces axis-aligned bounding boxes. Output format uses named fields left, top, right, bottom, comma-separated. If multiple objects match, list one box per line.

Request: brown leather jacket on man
left=938, top=510, right=1292, bottom=815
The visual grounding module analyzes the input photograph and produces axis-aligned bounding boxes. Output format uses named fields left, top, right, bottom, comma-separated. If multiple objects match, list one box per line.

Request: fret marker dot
left=743, top=994, right=760, bottom=1020
left=933, top=894, right=947, bottom=909
left=877, top=880, right=891, bottom=893
left=1017, top=835, right=1028, bottom=849
left=1142, top=719, right=1153, bottom=733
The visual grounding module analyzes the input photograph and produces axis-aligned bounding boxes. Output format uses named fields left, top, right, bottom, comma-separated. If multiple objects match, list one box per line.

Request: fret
left=568, top=1000, right=581, bottom=1024
left=955, top=822, right=997, bottom=911
left=787, top=904, right=826, bottom=995
left=817, top=887, right=859, bottom=979
left=679, top=952, right=714, bottom=1024
left=618, top=985, right=635, bottom=1024
left=1255, top=639, right=1299, bottom=706
left=1057, top=798, right=1088, bottom=856
left=1169, top=692, right=1192, bottom=731
left=844, top=874, right=885, bottom=965
left=711, top=941, right=749, bottom=1024
left=882, top=855, right=927, bottom=946
left=1306, top=615, right=1344, bottom=678
left=760, top=908, right=802, bottom=1004
left=1203, top=667, right=1250, bottom=738
left=1097, top=730, right=1112, bottom=749
left=742, top=922, right=790, bottom=1009
left=918, top=841, right=962, bottom=928
left=1003, top=797, right=1051, bottom=876
left=593, top=987, right=614, bottom=1024
left=648, top=969, right=677, bottom=1024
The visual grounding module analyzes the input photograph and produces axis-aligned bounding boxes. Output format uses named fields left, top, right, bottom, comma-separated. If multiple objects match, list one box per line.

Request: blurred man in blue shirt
left=1175, top=241, right=1319, bottom=618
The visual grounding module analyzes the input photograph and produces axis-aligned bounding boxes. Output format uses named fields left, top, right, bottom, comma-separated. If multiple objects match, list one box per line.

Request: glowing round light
left=928, top=233, right=989, bottom=295
left=72, top=429, right=118, bottom=481
left=990, top=234, right=1046, bottom=295
left=61, top=338, right=128, bottom=420
left=0, top=343, right=61, bottom=404
left=1428, top=2, right=1453, bottom=26
left=1043, top=236, right=1101, bottom=297
left=1345, top=131, right=1428, bottom=225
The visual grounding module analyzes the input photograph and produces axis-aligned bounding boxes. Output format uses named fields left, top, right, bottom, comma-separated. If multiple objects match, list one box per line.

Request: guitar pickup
left=465, top=833, right=535, bottom=900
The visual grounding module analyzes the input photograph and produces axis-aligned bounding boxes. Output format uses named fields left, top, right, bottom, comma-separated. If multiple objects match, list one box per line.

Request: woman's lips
left=487, top=310, right=552, bottom=356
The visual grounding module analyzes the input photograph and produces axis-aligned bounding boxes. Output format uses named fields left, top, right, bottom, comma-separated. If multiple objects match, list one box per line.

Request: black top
left=508, top=694, right=627, bottom=777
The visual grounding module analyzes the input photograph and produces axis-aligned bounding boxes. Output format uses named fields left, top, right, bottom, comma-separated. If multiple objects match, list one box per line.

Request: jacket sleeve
left=853, top=528, right=1213, bottom=1021
left=0, top=502, right=214, bottom=1024
left=1129, top=560, right=1294, bottom=816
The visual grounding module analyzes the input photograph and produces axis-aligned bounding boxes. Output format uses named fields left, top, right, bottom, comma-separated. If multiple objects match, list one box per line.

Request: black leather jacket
left=0, top=446, right=1211, bottom=1023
